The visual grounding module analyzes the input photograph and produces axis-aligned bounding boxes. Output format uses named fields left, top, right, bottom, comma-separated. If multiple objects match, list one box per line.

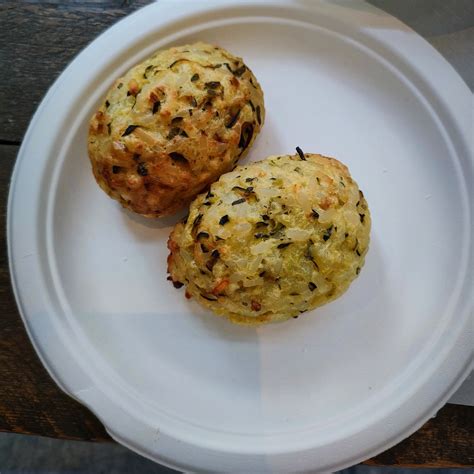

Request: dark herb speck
left=167, top=127, right=181, bottom=140
left=308, top=282, right=317, bottom=291
left=191, top=73, right=199, bottom=82
left=256, top=105, right=262, bottom=125
left=197, top=232, right=209, bottom=240
left=191, top=214, right=203, bottom=234
left=225, top=109, right=241, bottom=128
left=296, top=146, right=306, bottom=161
left=144, top=65, right=154, bottom=78
left=137, top=162, right=148, bottom=176
left=122, top=125, right=138, bottom=136
left=169, top=59, right=184, bottom=68
left=169, top=152, right=188, bottom=163
left=205, top=81, right=221, bottom=89
left=277, top=243, right=292, bottom=249
left=201, top=293, right=217, bottom=301
left=323, top=225, right=333, bottom=241
left=234, top=65, right=246, bottom=77
left=219, top=215, right=229, bottom=225
left=232, top=198, right=246, bottom=206
left=152, top=101, right=161, bottom=114
left=238, top=122, right=254, bottom=151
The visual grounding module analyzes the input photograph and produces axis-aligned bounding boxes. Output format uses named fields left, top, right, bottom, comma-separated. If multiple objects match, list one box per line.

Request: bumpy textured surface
left=167, top=152, right=371, bottom=325
left=88, top=42, right=265, bottom=217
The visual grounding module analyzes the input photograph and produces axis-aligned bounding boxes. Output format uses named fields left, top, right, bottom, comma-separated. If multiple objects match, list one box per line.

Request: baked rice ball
left=167, top=150, right=371, bottom=325
left=88, top=42, right=265, bottom=217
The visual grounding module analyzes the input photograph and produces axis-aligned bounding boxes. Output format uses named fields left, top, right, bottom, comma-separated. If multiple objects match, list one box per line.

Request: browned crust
left=88, top=42, right=265, bottom=217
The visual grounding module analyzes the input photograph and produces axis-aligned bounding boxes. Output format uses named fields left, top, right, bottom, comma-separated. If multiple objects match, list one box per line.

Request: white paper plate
left=8, top=1, right=473, bottom=472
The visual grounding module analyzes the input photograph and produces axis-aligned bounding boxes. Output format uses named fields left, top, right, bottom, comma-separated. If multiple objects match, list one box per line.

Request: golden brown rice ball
left=88, top=42, right=264, bottom=217
left=167, top=150, right=371, bottom=325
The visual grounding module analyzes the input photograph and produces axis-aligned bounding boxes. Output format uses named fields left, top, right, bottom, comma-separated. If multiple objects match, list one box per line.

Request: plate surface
left=8, top=1, right=473, bottom=472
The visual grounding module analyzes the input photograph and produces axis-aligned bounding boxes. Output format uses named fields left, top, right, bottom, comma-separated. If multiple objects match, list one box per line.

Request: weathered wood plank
left=365, top=404, right=474, bottom=467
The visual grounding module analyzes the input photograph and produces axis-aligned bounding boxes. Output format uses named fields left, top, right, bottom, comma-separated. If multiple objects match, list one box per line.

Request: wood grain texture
left=365, top=404, right=474, bottom=467
left=0, top=0, right=472, bottom=468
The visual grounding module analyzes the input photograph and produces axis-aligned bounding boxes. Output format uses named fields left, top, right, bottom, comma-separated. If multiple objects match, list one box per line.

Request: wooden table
left=0, top=0, right=472, bottom=469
